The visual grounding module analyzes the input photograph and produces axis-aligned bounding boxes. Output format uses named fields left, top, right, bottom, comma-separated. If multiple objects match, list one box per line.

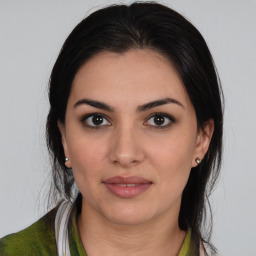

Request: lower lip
left=104, top=183, right=152, bottom=198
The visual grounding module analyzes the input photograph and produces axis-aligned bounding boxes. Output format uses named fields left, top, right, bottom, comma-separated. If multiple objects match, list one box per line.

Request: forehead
left=70, top=49, right=191, bottom=109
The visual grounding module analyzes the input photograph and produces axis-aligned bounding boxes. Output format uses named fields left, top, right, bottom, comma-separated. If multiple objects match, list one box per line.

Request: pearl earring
left=195, top=157, right=201, bottom=164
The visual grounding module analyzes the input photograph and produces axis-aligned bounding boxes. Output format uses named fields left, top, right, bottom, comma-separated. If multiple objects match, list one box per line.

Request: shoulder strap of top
left=200, top=240, right=214, bottom=256
left=199, top=241, right=205, bottom=256
left=55, top=200, right=74, bottom=256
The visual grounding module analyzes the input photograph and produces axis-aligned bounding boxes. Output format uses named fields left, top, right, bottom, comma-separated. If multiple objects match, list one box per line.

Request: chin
left=101, top=203, right=155, bottom=226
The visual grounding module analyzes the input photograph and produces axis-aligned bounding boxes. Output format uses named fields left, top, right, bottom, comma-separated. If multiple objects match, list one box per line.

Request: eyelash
left=80, top=113, right=110, bottom=129
left=80, top=112, right=175, bottom=129
left=145, top=112, right=175, bottom=129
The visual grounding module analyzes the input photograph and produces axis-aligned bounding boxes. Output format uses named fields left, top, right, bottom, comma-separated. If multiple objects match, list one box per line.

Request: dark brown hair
left=46, top=2, right=223, bottom=253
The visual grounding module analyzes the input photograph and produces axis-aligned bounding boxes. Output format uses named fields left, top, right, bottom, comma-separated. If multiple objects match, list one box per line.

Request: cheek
left=66, top=132, right=109, bottom=184
left=146, top=130, right=197, bottom=193
left=148, top=133, right=196, bottom=171
left=68, top=138, right=109, bottom=204
left=152, top=151, right=192, bottom=210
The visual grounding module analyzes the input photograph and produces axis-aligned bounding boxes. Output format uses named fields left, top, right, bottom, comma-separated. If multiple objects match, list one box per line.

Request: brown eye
left=92, top=115, right=104, bottom=125
left=153, top=115, right=165, bottom=126
left=82, top=114, right=111, bottom=128
left=145, top=113, right=174, bottom=128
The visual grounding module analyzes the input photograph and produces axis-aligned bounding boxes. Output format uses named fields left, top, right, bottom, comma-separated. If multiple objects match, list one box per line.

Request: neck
left=77, top=199, right=186, bottom=256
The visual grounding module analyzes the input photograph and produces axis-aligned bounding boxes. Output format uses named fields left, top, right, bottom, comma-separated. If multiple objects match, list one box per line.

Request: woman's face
left=59, top=49, right=212, bottom=226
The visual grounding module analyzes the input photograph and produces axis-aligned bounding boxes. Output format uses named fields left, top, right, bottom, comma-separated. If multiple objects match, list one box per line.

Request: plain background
left=0, top=0, right=255, bottom=255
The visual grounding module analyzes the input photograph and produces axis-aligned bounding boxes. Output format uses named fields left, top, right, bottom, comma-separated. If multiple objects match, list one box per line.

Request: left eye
left=82, top=114, right=111, bottom=128
left=145, top=114, right=173, bottom=128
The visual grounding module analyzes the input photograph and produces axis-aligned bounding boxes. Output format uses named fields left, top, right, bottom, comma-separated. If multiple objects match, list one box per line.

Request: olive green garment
left=0, top=204, right=198, bottom=256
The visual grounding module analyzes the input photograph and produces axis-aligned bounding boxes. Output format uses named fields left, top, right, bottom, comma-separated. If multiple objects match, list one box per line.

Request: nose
left=109, top=125, right=145, bottom=168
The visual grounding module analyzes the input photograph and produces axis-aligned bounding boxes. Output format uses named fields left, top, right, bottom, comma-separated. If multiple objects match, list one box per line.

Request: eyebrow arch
left=74, top=99, right=115, bottom=112
left=137, top=97, right=184, bottom=112
left=73, top=97, right=184, bottom=112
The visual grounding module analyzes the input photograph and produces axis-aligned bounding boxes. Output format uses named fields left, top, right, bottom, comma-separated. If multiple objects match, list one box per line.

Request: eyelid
left=144, top=112, right=175, bottom=128
left=80, top=112, right=111, bottom=128
left=80, top=112, right=175, bottom=129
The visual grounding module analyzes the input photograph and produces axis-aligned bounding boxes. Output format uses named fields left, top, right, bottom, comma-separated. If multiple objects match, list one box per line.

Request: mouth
left=103, top=176, right=152, bottom=198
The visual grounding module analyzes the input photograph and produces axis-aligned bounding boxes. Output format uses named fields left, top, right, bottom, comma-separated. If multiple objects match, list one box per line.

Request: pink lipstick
left=103, top=176, right=152, bottom=198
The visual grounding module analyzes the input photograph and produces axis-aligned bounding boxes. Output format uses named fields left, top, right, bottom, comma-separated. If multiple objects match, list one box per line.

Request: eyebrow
left=74, top=98, right=114, bottom=112
left=73, top=97, right=184, bottom=112
left=137, top=97, right=184, bottom=112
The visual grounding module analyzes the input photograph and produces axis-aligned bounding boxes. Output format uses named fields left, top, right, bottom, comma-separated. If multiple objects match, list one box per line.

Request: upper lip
left=103, top=176, right=152, bottom=184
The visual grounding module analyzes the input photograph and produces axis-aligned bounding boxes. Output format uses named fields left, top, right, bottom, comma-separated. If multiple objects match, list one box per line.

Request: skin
left=58, top=49, right=214, bottom=256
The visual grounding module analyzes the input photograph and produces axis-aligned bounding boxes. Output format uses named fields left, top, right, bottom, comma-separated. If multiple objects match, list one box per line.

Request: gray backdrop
left=1, top=1, right=255, bottom=255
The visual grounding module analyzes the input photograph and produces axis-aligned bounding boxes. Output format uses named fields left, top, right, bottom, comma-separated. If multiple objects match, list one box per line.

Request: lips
left=103, top=176, right=152, bottom=198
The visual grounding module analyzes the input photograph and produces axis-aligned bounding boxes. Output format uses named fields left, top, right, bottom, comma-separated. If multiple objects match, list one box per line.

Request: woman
left=0, top=2, right=223, bottom=256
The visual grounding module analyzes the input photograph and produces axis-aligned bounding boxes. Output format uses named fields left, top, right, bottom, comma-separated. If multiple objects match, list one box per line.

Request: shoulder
left=0, top=207, right=58, bottom=256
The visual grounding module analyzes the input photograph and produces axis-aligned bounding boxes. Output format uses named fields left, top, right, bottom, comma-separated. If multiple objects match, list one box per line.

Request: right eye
left=81, top=113, right=111, bottom=128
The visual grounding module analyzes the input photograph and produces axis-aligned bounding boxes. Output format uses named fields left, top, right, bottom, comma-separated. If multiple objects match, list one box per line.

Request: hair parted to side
left=46, top=1, right=223, bottom=254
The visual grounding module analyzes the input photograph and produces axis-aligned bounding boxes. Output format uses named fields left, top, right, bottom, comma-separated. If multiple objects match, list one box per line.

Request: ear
left=192, top=119, right=214, bottom=167
left=57, top=120, right=72, bottom=168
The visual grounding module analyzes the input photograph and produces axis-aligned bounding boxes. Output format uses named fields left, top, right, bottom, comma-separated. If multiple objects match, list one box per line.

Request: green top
left=0, top=203, right=198, bottom=256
